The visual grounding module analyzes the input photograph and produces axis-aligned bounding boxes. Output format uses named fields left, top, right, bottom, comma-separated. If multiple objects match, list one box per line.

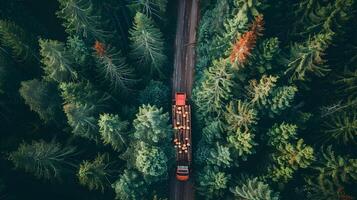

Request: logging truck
left=172, top=92, right=192, bottom=181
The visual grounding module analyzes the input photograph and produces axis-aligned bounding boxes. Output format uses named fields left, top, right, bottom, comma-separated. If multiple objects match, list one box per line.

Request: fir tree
left=66, top=35, right=90, bottom=66
left=8, top=140, right=77, bottom=180
left=194, top=58, right=233, bottom=121
left=63, top=103, right=100, bottom=142
left=112, top=170, right=147, bottom=200
left=138, top=80, right=169, bottom=108
left=227, top=129, right=257, bottom=161
left=39, top=39, right=77, bottom=82
left=129, top=0, right=167, bottom=18
left=0, top=20, right=38, bottom=62
left=246, top=75, right=278, bottom=106
left=336, top=69, right=357, bottom=100
left=129, top=12, right=166, bottom=75
left=267, top=122, right=298, bottom=148
left=57, top=0, right=107, bottom=40
left=197, top=166, right=230, bottom=199
left=225, top=100, right=257, bottom=133
left=206, top=143, right=232, bottom=168
left=132, top=104, right=171, bottom=144
left=98, top=113, right=129, bottom=152
left=251, top=37, right=280, bottom=74
left=323, top=112, right=357, bottom=145
left=19, top=79, right=63, bottom=123
left=78, top=154, right=112, bottom=192
left=93, top=41, right=134, bottom=91
left=230, top=177, right=280, bottom=200
left=201, top=121, right=223, bottom=144
left=262, top=86, right=297, bottom=117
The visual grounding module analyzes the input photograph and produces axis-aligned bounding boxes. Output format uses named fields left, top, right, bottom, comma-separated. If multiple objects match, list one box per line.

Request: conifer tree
left=132, top=104, right=171, bottom=144
left=63, top=103, right=100, bottom=142
left=129, top=0, right=167, bottom=18
left=78, top=154, right=112, bottom=192
left=230, top=177, right=280, bottom=200
left=57, top=0, right=107, bottom=40
left=323, top=112, right=357, bottom=145
left=227, top=129, right=257, bottom=161
left=197, top=166, right=230, bottom=199
left=336, top=69, right=357, bottom=100
left=262, top=86, right=297, bottom=117
left=8, top=140, right=77, bottom=180
left=201, top=121, right=223, bottom=144
left=246, top=75, right=278, bottom=106
left=98, top=113, right=129, bottom=152
left=206, top=143, right=232, bottom=168
left=0, top=20, right=38, bottom=62
left=129, top=12, right=166, bottom=75
left=19, top=79, right=63, bottom=123
left=134, top=141, right=168, bottom=181
left=39, top=39, right=77, bottom=82
left=93, top=41, right=134, bottom=91
left=251, top=37, right=280, bottom=74
left=66, top=35, right=90, bottom=66
left=267, top=122, right=298, bottom=148
left=194, top=58, right=233, bottom=121
left=225, top=100, right=257, bottom=133
left=112, top=170, right=147, bottom=200
left=138, top=80, right=169, bottom=108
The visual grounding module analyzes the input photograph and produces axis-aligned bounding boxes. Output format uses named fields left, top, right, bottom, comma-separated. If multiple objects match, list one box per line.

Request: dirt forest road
left=170, top=0, right=199, bottom=199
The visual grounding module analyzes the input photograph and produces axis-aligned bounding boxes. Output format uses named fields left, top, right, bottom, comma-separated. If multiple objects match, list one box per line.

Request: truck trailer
left=172, top=92, right=192, bottom=181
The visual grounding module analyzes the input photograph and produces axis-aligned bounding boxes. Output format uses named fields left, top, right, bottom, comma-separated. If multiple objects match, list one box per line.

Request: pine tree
left=323, top=112, right=357, bottom=145
left=246, top=75, right=278, bottom=106
left=66, top=35, right=90, bottom=66
left=138, top=80, right=169, bottom=108
left=112, top=170, right=147, bottom=200
left=336, top=69, right=357, bottom=100
left=98, top=113, right=129, bottom=152
left=197, top=166, right=230, bottom=199
left=251, top=37, right=280, bottom=74
left=57, top=0, right=107, bottom=40
left=129, top=12, right=166, bottom=75
left=227, top=129, right=257, bottom=161
left=19, top=79, right=63, bottom=123
left=206, top=143, right=232, bottom=168
left=93, top=41, right=134, bottom=91
left=225, top=100, right=257, bottom=133
left=304, top=178, right=353, bottom=200
left=134, top=141, right=168, bottom=181
left=201, top=121, right=224, bottom=144
left=0, top=20, right=38, bottom=62
left=281, top=33, right=332, bottom=82
left=39, top=39, right=77, bottom=82
left=316, top=146, right=357, bottom=186
left=8, top=140, right=77, bottom=180
left=78, top=154, right=112, bottom=192
left=129, top=0, right=167, bottom=18
left=194, top=58, right=233, bottom=121
left=267, top=122, right=298, bottom=148
left=262, top=86, right=297, bottom=117
left=63, top=103, right=100, bottom=142
left=269, top=139, right=315, bottom=183
left=230, top=177, right=280, bottom=200
left=133, top=104, right=171, bottom=144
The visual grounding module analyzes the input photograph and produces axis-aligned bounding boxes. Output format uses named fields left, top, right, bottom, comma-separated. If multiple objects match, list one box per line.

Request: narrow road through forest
left=170, top=0, right=199, bottom=199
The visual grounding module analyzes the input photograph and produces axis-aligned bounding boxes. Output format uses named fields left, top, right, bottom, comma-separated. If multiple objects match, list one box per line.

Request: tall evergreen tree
left=8, top=140, right=77, bottom=180
left=129, top=12, right=166, bottom=75
left=112, top=170, right=147, bottom=200
left=197, top=166, right=230, bottom=199
left=323, top=112, right=357, bottom=145
left=230, top=177, right=280, bottom=200
left=129, top=0, right=167, bottom=18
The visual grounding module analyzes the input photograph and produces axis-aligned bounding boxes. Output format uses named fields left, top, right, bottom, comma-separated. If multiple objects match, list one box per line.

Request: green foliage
left=134, top=141, right=168, bottom=180
left=230, top=177, right=280, bottom=200
left=225, top=100, right=257, bottom=133
left=227, top=129, right=257, bottom=161
left=201, top=121, right=223, bottom=144
left=94, top=44, right=134, bottom=91
left=8, top=140, right=76, bottom=180
left=206, top=143, right=232, bottom=168
left=316, top=146, right=357, bottom=186
left=197, top=166, right=230, bottom=199
left=129, top=0, right=167, bottom=18
left=269, top=139, right=315, bottom=183
left=281, top=33, right=332, bottom=82
left=59, top=81, right=109, bottom=106
left=129, top=12, right=166, bottom=75
left=0, top=20, right=37, bottom=62
left=98, top=113, right=129, bottom=152
left=336, top=69, right=357, bottom=100
left=138, top=80, right=169, bottom=107
left=78, top=154, right=112, bottom=192
left=57, top=0, right=107, bottom=39
left=64, top=103, right=99, bottom=142
left=112, top=170, right=147, bottom=200
left=133, top=104, right=171, bottom=144
left=262, top=86, right=297, bottom=117
left=246, top=75, right=278, bottom=106
left=39, top=39, right=77, bottom=82
left=323, top=112, right=357, bottom=145
left=19, top=79, right=63, bottom=123
left=251, top=37, right=280, bottom=74
left=66, top=35, right=90, bottom=66
left=304, top=178, right=344, bottom=200
left=193, top=58, right=233, bottom=121
left=267, top=122, right=298, bottom=148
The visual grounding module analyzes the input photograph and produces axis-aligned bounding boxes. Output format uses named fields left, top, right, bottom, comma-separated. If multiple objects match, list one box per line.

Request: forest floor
left=170, top=0, right=199, bottom=199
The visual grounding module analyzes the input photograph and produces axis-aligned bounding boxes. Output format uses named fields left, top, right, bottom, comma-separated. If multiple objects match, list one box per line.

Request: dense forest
left=0, top=0, right=356, bottom=200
